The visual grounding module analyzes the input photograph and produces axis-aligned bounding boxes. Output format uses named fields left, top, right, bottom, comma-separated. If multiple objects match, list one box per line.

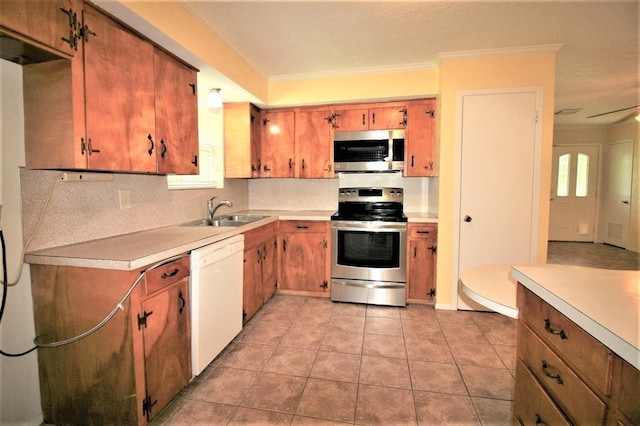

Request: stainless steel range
left=331, top=187, right=407, bottom=307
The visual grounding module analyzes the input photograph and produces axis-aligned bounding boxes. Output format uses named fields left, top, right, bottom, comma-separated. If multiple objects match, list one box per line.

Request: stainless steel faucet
left=207, top=196, right=233, bottom=221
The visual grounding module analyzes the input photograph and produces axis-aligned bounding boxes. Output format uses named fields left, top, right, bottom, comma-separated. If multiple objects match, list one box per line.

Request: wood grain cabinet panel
left=30, top=255, right=191, bottom=425
left=224, top=102, right=262, bottom=178
left=406, top=223, right=437, bottom=303
left=242, top=222, right=278, bottom=323
left=154, top=48, right=199, bottom=175
left=261, top=110, right=295, bottom=177
left=21, top=3, right=198, bottom=174
left=514, top=283, right=637, bottom=426
left=404, top=99, right=437, bottom=177
left=278, top=220, right=331, bottom=296
left=295, top=107, right=334, bottom=178
left=0, top=0, right=78, bottom=56
left=514, top=360, right=571, bottom=426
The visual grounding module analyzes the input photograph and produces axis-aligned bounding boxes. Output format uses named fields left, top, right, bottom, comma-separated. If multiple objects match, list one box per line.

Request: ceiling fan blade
left=587, top=105, right=639, bottom=119
left=612, top=111, right=637, bottom=124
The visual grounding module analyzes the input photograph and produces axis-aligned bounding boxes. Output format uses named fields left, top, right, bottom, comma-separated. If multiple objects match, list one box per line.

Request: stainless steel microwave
left=334, top=129, right=405, bottom=172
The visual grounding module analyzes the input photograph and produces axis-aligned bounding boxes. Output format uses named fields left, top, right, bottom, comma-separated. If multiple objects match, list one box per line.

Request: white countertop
left=511, top=264, right=640, bottom=370
left=459, top=264, right=518, bottom=319
left=25, top=210, right=333, bottom=270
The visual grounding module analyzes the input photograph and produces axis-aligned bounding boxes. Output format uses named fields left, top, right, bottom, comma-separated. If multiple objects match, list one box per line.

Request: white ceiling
left=108, top=1, right=640, bottom=127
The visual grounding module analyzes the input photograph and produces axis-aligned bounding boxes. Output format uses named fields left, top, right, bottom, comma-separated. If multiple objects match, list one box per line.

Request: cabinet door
left=154, top=48, right=199, bottom=175
left=243, top=246, right=263, bottom=323
left=368, top=105, right=407, bottom=130
left=334, top=108, right=369, bottom=131
left=223, top=103, right=262, bottom=178
left=141, top=280, right=191, bottom=422
left=261, top=237, right=278, bottom=303
left=82, top=5, right=156, bottom=173
left=405, top=100, right=437, bottom=176
left=295, top=108, right=334, bottom=178
left=0, top=0, right=77, bottom=56
left=407, top=238, right=437, bottom=302
left=279, top=223, right=330, bottom=294
left=262, top=110, right=295, bottom=177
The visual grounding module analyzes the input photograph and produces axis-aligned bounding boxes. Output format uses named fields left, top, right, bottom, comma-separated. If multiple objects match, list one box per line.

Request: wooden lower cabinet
left=243, top=222, right=277, bottom=323
left=30, top=256, right=191, bottom=425
left=406, top=223, right=437, bottom=303
left=514, top=284, right=639, bottom=426
left=278, top=220, right=331, bottom=296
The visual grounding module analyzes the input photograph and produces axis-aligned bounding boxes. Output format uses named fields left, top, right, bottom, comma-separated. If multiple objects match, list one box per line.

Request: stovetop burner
left=332, top=187, right=406, bottom=222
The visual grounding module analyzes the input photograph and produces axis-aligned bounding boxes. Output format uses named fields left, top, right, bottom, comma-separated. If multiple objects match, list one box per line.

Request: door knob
left=464, top=215, right=472, bottom=223
left=622, top=200, right=630, bottom=204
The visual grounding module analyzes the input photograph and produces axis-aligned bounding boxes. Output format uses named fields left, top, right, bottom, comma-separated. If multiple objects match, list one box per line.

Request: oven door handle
left=331, top=222, right=407, bottom=232
left=332, top=280, right=405, bottom=290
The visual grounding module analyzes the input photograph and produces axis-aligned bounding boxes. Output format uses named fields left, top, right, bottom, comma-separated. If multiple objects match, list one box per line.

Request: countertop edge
left=511, top=266, right=640, bottom=370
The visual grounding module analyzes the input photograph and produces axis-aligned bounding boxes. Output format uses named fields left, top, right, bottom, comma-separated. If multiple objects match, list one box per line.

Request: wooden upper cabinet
left=83, top=5, right=156, bottom=173
left=224, top=103, right=262, bottom=178
left=295, top=107, right=334, bottom=178
left=404, top=99, right=437, bottom=177
left=262, top=109, right=295, bottom=177
left=333, top=107, right=369, bottom=131
left=0, top=0, right=78, bottom=57
left=21, top=3, right=199, bottom=175
left=154, top=48, right=199, bottom=175
left=368, top=105, right=407, bottom=130
left=334, top=103, right=406, bottom=131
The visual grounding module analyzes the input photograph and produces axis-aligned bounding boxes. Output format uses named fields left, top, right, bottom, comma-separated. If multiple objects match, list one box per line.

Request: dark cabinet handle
left=282, top=239, right=287, bottom=251
left=544, top=319, right=567, bottom=339
left=319, top=281, right=328, bottom=290
left=302, top=159, right=306, bottom=170
left=178, top=291, right=185, bottom=314
left=371, top=112, right=375, bottom=124
left=264, top=165, right=271, bottom=172
left=191, top=155, right=198, bottom=167
left=411, top=155, right=415, bottom=167
left=161, top=268, right=179, bottom=279
left=147, top=134, right=154, bottom=156
left=429, top=245, right=437, bottom=255
left=362, top=113, right=366, bottom=125
left=541, top=360, right=564, bottom=385
left=426, top=109, right=435, bottom=118
left=464, top=215, right=472, bottom=223
left=288, top=158, right=293, bottom=169
left=413, top=247, right=417, bottom=258
left=296, top=225, right=309, bottom=229
left=160, top=139, right=167, bottom=158
left=189, top=83, right=196, bottom=96
left=535, top=414, right=543, bottom=425
left=417, top=230, right=430, bottom=235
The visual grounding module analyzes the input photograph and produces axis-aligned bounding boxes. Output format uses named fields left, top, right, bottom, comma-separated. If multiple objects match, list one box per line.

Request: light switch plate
left=119, top=190, right=132, bottom=209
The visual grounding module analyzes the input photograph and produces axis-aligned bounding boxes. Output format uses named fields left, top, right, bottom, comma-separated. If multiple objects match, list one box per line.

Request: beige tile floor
left=153, top=295, right=517, bottom=425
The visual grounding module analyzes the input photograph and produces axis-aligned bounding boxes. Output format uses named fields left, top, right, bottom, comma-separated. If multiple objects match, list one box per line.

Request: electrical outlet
left=119, top=190, right=132, bottom=209
left=61, top=172, right=114, bottom=182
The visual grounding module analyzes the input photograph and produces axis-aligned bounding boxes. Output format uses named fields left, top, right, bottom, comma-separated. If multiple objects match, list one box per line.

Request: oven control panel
left=338, top=187, right=403, bottom=203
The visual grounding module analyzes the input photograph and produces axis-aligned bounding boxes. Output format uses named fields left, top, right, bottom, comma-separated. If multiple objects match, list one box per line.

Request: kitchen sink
left=180, top=215, right=269, bottom=227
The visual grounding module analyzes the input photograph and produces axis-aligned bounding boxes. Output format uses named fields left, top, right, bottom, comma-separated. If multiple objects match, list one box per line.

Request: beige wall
left=437, top=52, right=557, bottom=307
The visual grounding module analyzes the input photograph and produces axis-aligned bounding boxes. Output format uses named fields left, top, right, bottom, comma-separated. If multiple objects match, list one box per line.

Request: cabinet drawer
left=278, top=220, right=327, bottom=233
left=517, top=285, right=613, bottom=395
left=409, top=224, right=437, bottom=240
left=145, top=256, right=190, bottom=295
left=514, top=360, right=570, bottom=426
left=519, top=323, right=607, bottom=424
left=244, top=221, right=277, bottom=249
left=618, top=360, right=640, bottom=425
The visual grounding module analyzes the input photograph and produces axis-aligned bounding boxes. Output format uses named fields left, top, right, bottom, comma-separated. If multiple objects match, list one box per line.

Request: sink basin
left=180, top=215, right=269, bottom=227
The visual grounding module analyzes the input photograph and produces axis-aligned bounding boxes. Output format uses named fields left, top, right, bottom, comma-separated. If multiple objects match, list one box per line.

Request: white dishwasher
left=190, top=234, right=244, bottom=376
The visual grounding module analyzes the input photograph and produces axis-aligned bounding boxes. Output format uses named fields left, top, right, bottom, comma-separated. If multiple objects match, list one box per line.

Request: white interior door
left=603, top=139, right=633, bottom=248
left=457, top=90, right=540, bottom=310
left=549, top=145, right=599, bottom=241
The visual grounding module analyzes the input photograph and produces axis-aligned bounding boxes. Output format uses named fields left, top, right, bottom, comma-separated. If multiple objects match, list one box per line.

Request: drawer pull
left=544, top=319, right=567, bottom=339
left=541, top=360, right=564, bottom=385
left=161, top=268, right=179, bottom=279
left=417, top=230, right=430, bottom=234
left=535, top=414, right=543, bottom=425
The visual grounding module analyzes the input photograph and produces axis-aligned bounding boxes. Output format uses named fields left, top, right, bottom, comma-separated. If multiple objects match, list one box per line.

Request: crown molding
left=438, top=44, right=563, bottom=60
